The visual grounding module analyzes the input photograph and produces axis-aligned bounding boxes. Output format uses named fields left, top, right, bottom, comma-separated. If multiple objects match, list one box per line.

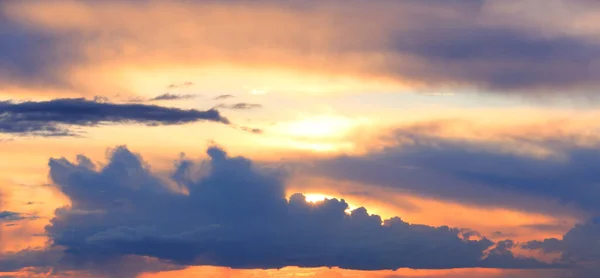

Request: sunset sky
left=3, top=1, right=600, bottom=277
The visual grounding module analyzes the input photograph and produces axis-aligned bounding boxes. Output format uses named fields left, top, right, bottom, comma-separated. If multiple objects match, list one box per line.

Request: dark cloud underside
left=306, top=128, right=600, bottom=215
left=0, top=98, right=229, bottom=136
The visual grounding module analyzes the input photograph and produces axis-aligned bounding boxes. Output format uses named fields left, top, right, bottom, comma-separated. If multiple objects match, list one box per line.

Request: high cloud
left=0, top=98, right=229, bottom=136
left=215, top=103, right=263, bottom=110
left=2, top=0, right=600, bottom=95
left=2, top=145, right=548, bottom=276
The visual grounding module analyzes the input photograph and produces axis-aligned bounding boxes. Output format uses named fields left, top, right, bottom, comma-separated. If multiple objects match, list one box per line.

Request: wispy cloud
left=167, top=81, right=193, bottom=89
left=148, top=93, right=198, bottom=101
left=215, top=103, right=262, bottom=110
left=214, top=94, right=234, bottom=100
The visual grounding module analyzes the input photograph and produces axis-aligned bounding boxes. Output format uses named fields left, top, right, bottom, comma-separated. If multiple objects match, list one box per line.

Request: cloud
left=167, top=82, right=193, bottom=89
left=148, top=93, right=198, bottom=102
left=303, top=121, right=600, bottom=216
left=0, top=211, right=26, bottom=222
left=4, top=0, right=600, bottom=95
left=24, top=144, right=550, bottom=275
left=236, top=126, right=263, bottom=134
left=0, top=10, right=79, bottom=90
left=522, top=218, right=600, bottom=277
left=0, top=98, right=229, bottom=136
left=215, top=103, right=262, bottom=110
left=523, top=218, right=600, bottom=261
left=214, top=95, right=234, bottom=100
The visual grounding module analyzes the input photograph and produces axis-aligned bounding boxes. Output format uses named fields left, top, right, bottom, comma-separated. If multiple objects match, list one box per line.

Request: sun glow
left=293, top=193, right=358, bottom=214
left=273, top=116, right=367, bottom=139
left=304, top=193, right=334, bottom=203
left=261, top=115, right=371, bottom=153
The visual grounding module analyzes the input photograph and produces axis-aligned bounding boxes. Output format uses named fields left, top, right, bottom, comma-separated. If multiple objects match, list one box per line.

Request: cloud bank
left=1, top=145, right=547, bottom=276
left=306, top=122, right=600, bottom=216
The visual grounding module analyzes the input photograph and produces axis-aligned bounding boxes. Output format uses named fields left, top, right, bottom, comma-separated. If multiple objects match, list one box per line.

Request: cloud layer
left=3, top=0, right=600, bottom=95
left=306, top=122, right=600, bottom=216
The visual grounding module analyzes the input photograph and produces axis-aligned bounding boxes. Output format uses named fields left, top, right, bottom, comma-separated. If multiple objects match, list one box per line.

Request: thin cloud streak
left=0, top=98, right=229, bottom=137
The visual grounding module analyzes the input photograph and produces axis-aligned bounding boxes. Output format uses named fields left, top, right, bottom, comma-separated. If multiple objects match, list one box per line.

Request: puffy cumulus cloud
left=522, top=218, right=600, bottom=277
left=0, top=98, right=229, bottom=136
left=305, top=120, right=600, bottom=216
left=523, top=218, right=600, bottom=261
left=3, top=0, right=600, bottom=95
left=21, top=144, right=550, bottom=276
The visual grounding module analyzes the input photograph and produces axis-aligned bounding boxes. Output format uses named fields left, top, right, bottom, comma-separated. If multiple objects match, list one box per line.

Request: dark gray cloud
left=29, top=145, right=549, bottom=274
left=0, top=98, right=229, bottom=136
left=148, top=93, right=198, bottom=101
left=0, top=11, right=79, bottom=90
left=0, top=247, right=181, bottom=278
left=523, top=218, right=600, bottom=260
left=390, top=26, right=600, bottom=92
left=215, top=103, right=262, bottom=110
left=305, top=128, right=600, bottom=215
left=523, top=218, right=600, bottom=277
left=0, top=211, right=26, bottom=221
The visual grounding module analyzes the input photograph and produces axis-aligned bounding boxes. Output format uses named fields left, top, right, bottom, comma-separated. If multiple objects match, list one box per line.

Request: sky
left=3, top=0, right=600, bottom=277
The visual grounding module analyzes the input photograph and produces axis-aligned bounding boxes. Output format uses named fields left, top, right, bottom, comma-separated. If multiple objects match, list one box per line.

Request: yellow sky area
left=139, top=266, right=564, bottom=278
left=51, top=105, right=600, bottom=160
left=107, top=64, right=407, bottom=99
left=355, top=109, right=600, bottom=161
left=286, top=177, right=580, bottom=242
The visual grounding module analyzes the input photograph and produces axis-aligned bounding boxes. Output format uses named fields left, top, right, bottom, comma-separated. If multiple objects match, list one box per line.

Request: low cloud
left=0, top=98, right=229, bottom=136
left=523, top=218, right=600, bottom=277
left=6, top=145, right=549, bottom=276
